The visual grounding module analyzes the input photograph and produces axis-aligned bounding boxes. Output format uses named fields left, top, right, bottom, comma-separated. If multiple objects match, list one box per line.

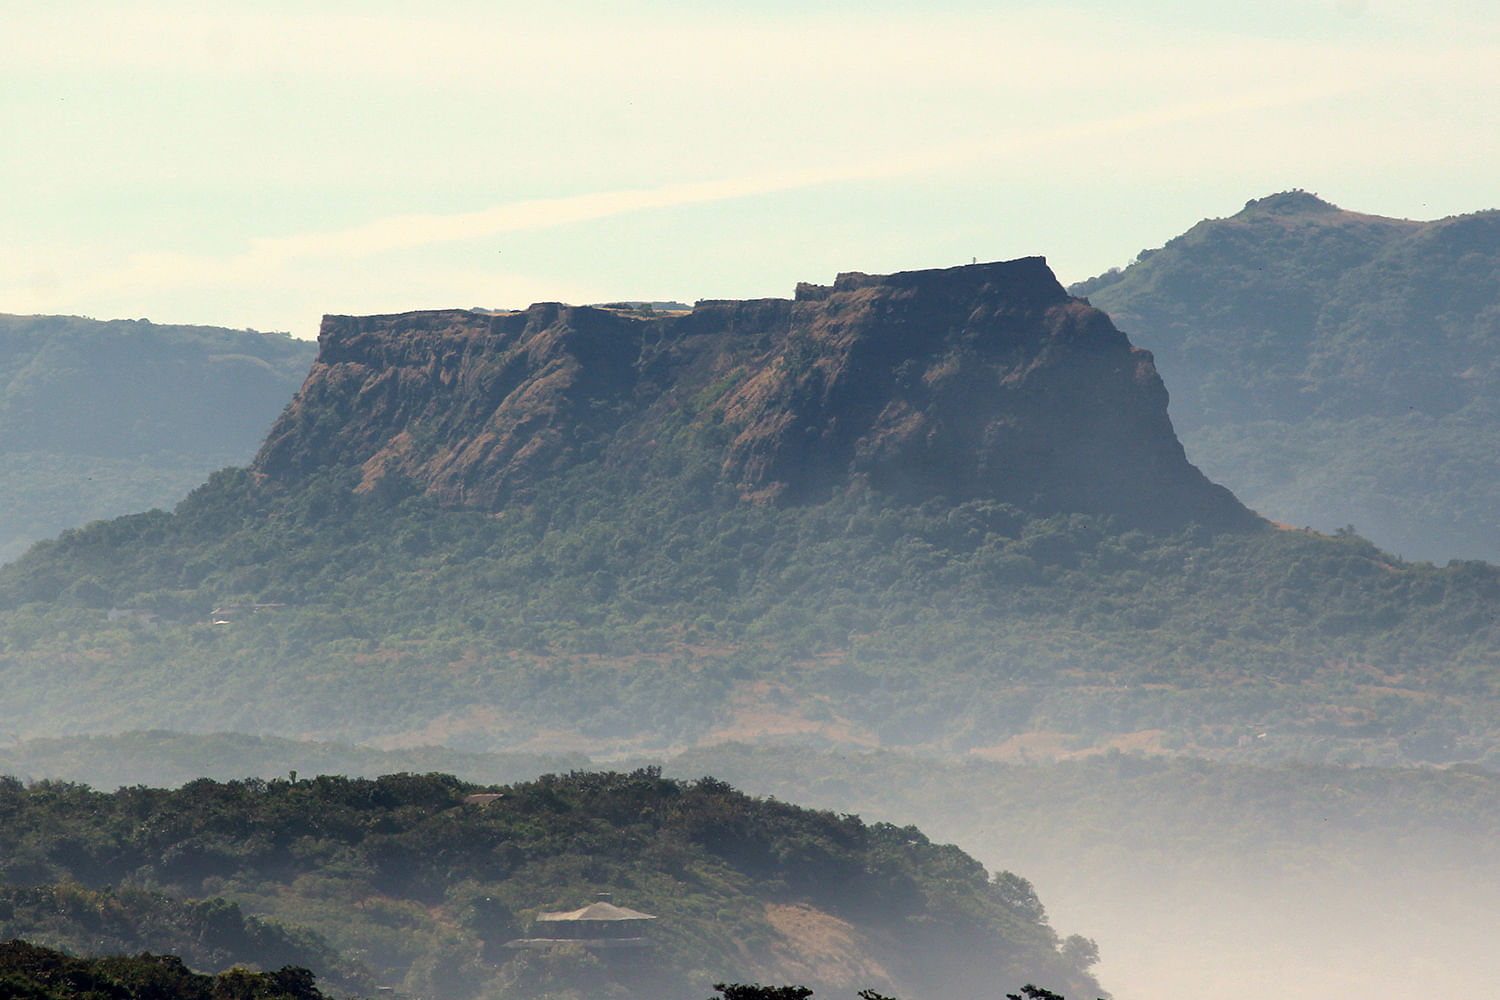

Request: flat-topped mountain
left=1072, top=191, right=1500, bottom=561
left=254, top=259, right=1250, bottom=531
left=5, top=257, right=1500, bottom=765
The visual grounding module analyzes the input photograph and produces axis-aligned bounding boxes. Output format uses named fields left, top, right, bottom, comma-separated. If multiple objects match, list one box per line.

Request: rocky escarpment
left=254, top=258, right=1253, bottom=530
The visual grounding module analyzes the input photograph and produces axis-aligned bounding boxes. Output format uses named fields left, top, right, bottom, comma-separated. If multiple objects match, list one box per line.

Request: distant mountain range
left=1072, top=191, right=1500, bottom=563
left=0, top=314, right=315, bottom=562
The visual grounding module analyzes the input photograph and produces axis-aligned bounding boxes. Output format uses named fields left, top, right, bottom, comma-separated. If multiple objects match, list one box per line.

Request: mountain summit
left=1072, top=191, right=1500, bottom=561
left=254, top=258, right=1250, bottom=531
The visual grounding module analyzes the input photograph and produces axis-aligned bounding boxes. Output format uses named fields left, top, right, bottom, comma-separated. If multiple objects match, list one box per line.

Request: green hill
left=1071, top=191, right=1500, bottom=563
left=3, top=478, right=1499, bottom=763
left=0, top=770, right=1104, bottom=1000
left=0, top=314, right=315, bottom=563
left=6, top=731, right=1497, bottom=1000
left=0, top=884, right=365, bottom=994
left=0, top=939, right=329, bottom=1000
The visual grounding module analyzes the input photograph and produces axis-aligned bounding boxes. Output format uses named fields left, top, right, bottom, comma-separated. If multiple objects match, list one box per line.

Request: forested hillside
left=0, top=883, right=365, bottom=994
left=1071, top=191, right=1500, bottom=563
left=0, top=940, right=330, bottom=1000
left=3, top=262, right=1500, bottom=764
left=0, top=770, right=1103, bottom=1000
left=7, top=731, right=1498, bottom=1000
left=0, top=314, right=315, bottom=562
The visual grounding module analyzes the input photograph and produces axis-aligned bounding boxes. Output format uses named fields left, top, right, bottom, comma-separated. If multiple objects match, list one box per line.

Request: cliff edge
left=255, top=258, right=1252, bottom=531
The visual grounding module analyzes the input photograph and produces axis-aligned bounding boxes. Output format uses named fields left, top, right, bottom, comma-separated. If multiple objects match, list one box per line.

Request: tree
left=1005, top=987, right=1064, bottom=1000
left=1004, top=985, right=1108, bottom=1000
left=711, top=985, right=815, bottom=1000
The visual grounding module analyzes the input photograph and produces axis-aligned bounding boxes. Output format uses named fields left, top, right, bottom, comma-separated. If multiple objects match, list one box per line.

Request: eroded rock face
left=253, top=258, right=1253, bottom=530
left=254, top=304, right=643, bottom=507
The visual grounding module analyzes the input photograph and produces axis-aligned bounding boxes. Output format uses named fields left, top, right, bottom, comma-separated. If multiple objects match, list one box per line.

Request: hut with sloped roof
left=503, top=893, right=656, bottom=954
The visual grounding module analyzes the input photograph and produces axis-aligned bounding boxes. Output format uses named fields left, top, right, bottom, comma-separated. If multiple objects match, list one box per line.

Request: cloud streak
left=25, top=77, right=1355, bottom=312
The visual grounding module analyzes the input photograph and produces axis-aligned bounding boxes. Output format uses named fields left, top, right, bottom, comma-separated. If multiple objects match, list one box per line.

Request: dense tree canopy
left=3, top=462, right=1498, bottom=765
left=0, top=939, right=326, bottom=1000
left=0, top=771, right=1103, bottom=1000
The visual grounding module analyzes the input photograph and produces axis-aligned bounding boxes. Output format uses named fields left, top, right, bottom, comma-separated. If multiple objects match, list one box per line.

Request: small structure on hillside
left=462, top=792, right=506, bottom=806
left=503, top=893, right=656, bottom=953
left=209, top=602, right=285, bottom=625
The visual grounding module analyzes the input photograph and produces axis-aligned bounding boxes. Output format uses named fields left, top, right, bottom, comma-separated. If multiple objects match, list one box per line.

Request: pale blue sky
left=4, top=0, right=1497, bottom=337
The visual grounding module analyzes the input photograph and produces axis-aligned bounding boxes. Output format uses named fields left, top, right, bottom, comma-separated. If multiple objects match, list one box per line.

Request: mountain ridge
left=0, top=314, right=315, bottom=562
left=1069, top=191, right=1500, bottom=561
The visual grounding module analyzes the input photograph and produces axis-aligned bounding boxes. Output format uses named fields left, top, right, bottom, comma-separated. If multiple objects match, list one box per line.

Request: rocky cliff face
left=254, top=258, right=1252, bottom=530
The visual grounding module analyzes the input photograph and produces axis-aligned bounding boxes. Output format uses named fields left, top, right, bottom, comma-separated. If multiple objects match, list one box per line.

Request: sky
left=4, top=0, right=1499, bottom=340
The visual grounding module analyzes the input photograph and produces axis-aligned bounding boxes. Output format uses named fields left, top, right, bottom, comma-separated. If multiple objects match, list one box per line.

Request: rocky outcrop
left=255, top=304, right=643, bottom=506
left=254, top=258, right=1254, bottom=530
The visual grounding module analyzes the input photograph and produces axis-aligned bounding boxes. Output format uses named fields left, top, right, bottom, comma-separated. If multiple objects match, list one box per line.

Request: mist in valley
left=9, top=728, right=1500, bottom=1000
left=1014, top=840, right=1496, bottom=1000
left=662, top=746, right=1500, bottom=1000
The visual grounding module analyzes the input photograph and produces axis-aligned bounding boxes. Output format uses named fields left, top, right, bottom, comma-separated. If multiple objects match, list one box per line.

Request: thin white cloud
left=0, top=75, right=1364, bottom=342
left=8, top=0, right=1495, bottom=332
left=6, top=77, right=1361, bottom=314
left=61, top=169, right=884, bottom=298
